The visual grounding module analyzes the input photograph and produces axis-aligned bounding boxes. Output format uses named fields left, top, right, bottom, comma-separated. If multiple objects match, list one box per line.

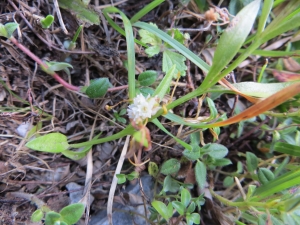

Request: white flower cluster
left=127, top=94, right=161, bottom=122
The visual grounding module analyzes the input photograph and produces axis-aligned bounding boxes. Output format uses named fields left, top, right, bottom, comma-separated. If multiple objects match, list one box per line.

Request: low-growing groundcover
left=0, top=0, right=300, bottom=224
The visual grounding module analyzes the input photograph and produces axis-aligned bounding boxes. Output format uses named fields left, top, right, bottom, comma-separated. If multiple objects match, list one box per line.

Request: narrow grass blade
left=200, top=0, right=261, bottom=90
left=102, top=7, right=136, bottom=99
left=273, top=142, right=300, bottom=157
left=153, top=65, right=176, bottom=100
left=152, top=118, right=192, bottom=150
left=133, top=21, right=210, bottom=73
left=252, top=168, right=300, bottom=201
left=102, top=8, right=146, bottom=47
left=130, top=0, right=165, bottom=24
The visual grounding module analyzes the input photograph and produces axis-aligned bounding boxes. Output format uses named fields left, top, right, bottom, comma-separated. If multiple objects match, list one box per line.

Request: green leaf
left=40, top=15, right=54, bottom=29
left=183, top=147, right=201, bottom=161
left=206, top=97, right=218, bottom=120
left=4, top=22, right=19, bottom=38
left=160, top=158, right=181, bottom=175
left=132, top=130, right=149, bottom=148
left=166, top=28, right=185, bottom=47
left=139, top=23, right=162, bottom=45
left=163, top=175, right=180, bottom=193
left=172, top=201, right=185, bottom=215
left=190, top=131, right=200, bottom=147
left=148, top=161, right=159, bottom=177
left=195, top=160, right=207, bottom=190
left=139, top=23, right=162, bottom=57
left=282, top=196, right=300, bottom=212
left=273, top=142, right=300, bottom=157
left=237, top=161, right=243, bottom=173
left=138, top=70, right=157, bottom=86
left=223, top=176, right=234, bottom=187
left=181, top=188, right=191, bottom=208
left=153, top=65, right=176, bottom=100
left=211, top=158, right=232, bottom=167
left=130, top=0, right=164, bottom=24
left=85, top=78, right=110, bottom=98
left=134, top=21, right=210, bottom=74
left=246, top=152, right=258, bottom=173
left=119, top=108, right=127, bottom=116
left=126, top=171, right=139, bottom=181
left=246, top=185, right=256, bottom=199
left=60, top=203, right=85, bottom=225
left=47, top=61, right=73, bottom=74
left=186, top=213, right=200, bottom=225
left=253, top=169, right=300, bottom=201
left=151, top=201, right=173, bottom=221
left=163, top=50, right=187, bottom=77
left=116, top=117, right=126, bottom=124
left=228, top=0, right=254, bottom=15
left=0, top=23, right=8, bottom=37
left=258, top=168, right=275, bottom=185
left=116, top=174, right=127, bottom=184
left=260, top=1, right=300, bottom=44
left=31, top=209, right=44, bottom=222
left=145, top=46, right=161, bottom=57
left=200, top=0, right=261, bottom=89
left=26, top=133, right=69, bottom=153
left=205, top=143, right=228, bottom=159
left=186, top=202, right=196, bottom=214
left=45, top=211, right=61, bottom=225
left=139, top=87, right=155, bottom=96
left=58, top=0, right=100, bottom=25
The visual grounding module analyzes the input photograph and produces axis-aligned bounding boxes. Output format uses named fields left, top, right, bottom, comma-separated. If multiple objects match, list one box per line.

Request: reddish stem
left=107, top=85, right=128, bottom=92
left=9, top=36, right=80, bottom=91
left=9, top=37, right=130, bottom=93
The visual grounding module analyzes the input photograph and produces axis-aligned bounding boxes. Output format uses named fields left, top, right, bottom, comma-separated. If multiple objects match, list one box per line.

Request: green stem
left=210, top=189, right=267, bottom=208
left=69, top=125, right=135, bottom=148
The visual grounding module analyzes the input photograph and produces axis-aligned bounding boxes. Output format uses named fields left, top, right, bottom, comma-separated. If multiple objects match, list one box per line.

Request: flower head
left=127, top=94, right=161, bottom=123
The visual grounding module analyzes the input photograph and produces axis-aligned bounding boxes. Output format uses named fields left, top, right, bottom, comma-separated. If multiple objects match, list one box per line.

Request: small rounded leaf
left=126, top=171, right=139, bottom=181
left=186, top=213, right=200, bottom=225
left=116, top=174, right=126, bottom=184
left=160, top=158, right=181, bottom=175
left=181, top=188, right=191, bottom=208
left=148, top=162, right=159, bottom=177
left=186, top=202, right=196, bottom=214
left=138, top=70, right=157, bottom=86
left=223, top=176, right=234, bottom=187
left=258, top=168, right=274, bottom=185
left=85, top=78, right=110, bottom=98
left=246, top=152, right=258, bottom=173
left=45, top=211, right=61, bottom=225
left=31, top=209, right=44, bottom=222
left=41, top=15, right=54, bottom=29
left=172, top=201, right=185, bottom=216
left=59, top=203, right=85, bottom=225
left=163, top=175, right=180, bottom=193
left=195, top=161, right=207, bottom=190
left=206, top=143, right=228, bottom=159
left=4, top=22, right=19, bottom=38
left=48, top=62, right=73, bottom=72
left=139, top=87, right=154, bottom=96
left=26, top=133, right=69, bottom=153
left=151, top=201, right=173, bottom=221
left=0, top=24, right=8, bottom=37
